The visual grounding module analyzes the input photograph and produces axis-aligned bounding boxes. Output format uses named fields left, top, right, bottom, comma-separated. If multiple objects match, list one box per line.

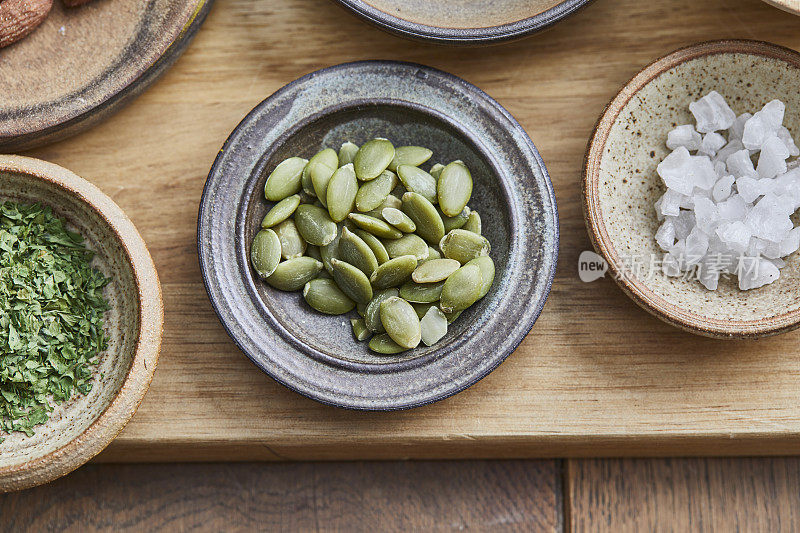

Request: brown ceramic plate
left=0, top=0, right=213, bottom=152
left=762, top=0, right=800, bottom=15
left=0, top=155, right=163, bottom=492
left=331, top=0, right=593, bottom=45
left=584, top=40, right=800, bottom=338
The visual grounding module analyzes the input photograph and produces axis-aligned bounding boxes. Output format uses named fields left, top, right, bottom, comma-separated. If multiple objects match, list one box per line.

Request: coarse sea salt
left=654, top=92, right=800, bottom=290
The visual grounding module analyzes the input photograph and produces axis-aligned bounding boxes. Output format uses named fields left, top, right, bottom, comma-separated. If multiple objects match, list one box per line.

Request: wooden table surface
left=19, top=0, right=800, bottom=461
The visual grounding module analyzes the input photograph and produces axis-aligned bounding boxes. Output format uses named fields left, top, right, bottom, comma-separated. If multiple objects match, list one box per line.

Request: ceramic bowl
left=762, top=0, right=800, bottom=16
left=584, top=40, right=800, bottom=338
left=0, top=156, right=162, bottom=492
left=198, top=60, right=558, bottom=410
left=331, top=0, right=593, bottom=45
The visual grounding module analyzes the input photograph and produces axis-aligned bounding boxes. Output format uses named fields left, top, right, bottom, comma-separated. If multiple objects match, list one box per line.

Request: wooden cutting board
left=21, top=0, right=800, bottom=461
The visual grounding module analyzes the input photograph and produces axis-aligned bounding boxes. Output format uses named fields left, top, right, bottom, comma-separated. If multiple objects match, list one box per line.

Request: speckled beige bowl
left=762, top=0, right=800, bottom=16
left=0, top=155, right=162, bottom=492
left=584, top=40, right=800, bottom=338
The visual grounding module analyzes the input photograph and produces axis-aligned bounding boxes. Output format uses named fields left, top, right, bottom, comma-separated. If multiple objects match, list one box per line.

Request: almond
left=0, top=0, right=53, bottom=48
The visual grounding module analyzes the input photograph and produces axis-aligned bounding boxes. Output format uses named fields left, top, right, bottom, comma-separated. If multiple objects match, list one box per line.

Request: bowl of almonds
left=198, top=61, right=558, bottom=410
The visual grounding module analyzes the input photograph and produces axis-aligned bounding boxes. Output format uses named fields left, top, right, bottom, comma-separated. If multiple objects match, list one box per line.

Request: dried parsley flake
left=0, top=201, right=110, bottom=440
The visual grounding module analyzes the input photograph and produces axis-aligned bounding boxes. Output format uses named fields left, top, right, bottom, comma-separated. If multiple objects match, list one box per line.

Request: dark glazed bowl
left=198, top=61, right=558, bottom=410
left=330, top=0, right=594, bottom=45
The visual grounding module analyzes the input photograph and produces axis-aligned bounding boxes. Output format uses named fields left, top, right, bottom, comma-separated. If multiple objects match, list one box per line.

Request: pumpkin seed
left=399, top=280, right=444, bottom=303
left=420, top=306, right=448, bottom=346
left=294, top=204, right=338, bottom=246
left=274, top=219, right=306, bottom=259
left=437, top=161, right=473, bottom=217
left=443, top=309, right=463, bottom=323
left=383, top=234, right=429, bottom=261
left=419, top=246, right=442, bottom=265
left=251, top=229, right=281, bottom=279
left=369, top=333, right=407, bottom=355
left=298, top=191, right=316, bottom=204
left=441, top=206, right=471, bottom=233
left=440, top=264, right=482, bottom=313
left=370, top=255, right=418, bottom=289
left=264, top=157, right=308, bottom=201
left=356, top=302, right=367, bottom=317
left=397, top=165, right=437, bottom=203
left=364, top=288, right=400, bottom=333
left=261, top=194, right=301, bottom=228
left=355, top=170, right=397, bottom=212
left=301, top=165, right=317, bottom=197
left=412, top=258, right=461, bottom=283
left=315, top=270, right=332, bottom=280
left=439, top=229, right=491, bottom=264
left=311, top=148, right=338, bottom=170
left=381, top=207, right=416, bottom=233
left=401, top=192, right=445, bottom=244
left=303, top=278, right=355, bottom=315
left=326, top=163, right=358, bottom=222
left=338, top=142, right=360, bottom=167
left=354, top=229, right=390, bottom=264
left=467, top=256, right=495, bottom=299
left=388, top=146, right=433, bottom=172
left=429, top=163, right=444, bottom=180
left=306, top=245, right=322, bottom=261
left=330, top=258, right=373, bottom=304
left=266, top=257, right=322, bottom=291
left=354, top=138, right=395, bottom=181
left=310, top=160, right=337, bottom=207
left=348, top=213, right=402, bottom=239
left=339, top=226, right=379, bottom=276
left=320, top=228, right=340, bottom=275
left=351, top=318, right=371, bottom=341
left=380, top=296, right=421, bottom=349
left=411, top=302, right=436, bottom=320
left=463, top=210, right=482, bottom=234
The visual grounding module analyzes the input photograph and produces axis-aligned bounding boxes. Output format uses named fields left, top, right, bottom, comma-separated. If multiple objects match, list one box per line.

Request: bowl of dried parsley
left=0, top=155, right=162, bottom=492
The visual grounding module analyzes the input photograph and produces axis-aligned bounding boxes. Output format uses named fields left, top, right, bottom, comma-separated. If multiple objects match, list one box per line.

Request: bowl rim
left=198, top=59, right=559, bottom=410
left=0, top=155, right=163, bottom=492
left=583, top=39, right=800, bottom=339
left=330, top=0, right=594, bottom=45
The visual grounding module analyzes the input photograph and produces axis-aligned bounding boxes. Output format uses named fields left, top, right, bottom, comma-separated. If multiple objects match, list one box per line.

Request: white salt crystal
left=738, top=256, right=780, bottom=290
left=655, top=189, right=682, bottom=217
left=756, top=135, right=790, bottom=178
left=717, top=194, right=749, bottom=221
left=760, top=99, right=786, bottom=129
left=685, top=227, right=709, bottom=265
left=670, top=211, right=694, bottom=240
left=655, top=220, right=676, bottom=251
left=712, top=175, right=735, bottom=202
left=780, top=227, right=800, bottom=256
left=777, top=126, right=800, bottom=157
left=736, top=176, right=762, bottom=203
left=729, top=113, right=753, bottom=141
left=689, top=91, right=736, bottom=133
left=666, top=125, right=702, bottom=151
left=699, top=132, right=727, bottom=157
left=715, top=221, right=751, bottom=253
left=726, top=149, right=758, bottom=179
left=745, top=193, right=793, bottom=242
left=689, top=156, right=717, bottom=190
left=714, top=139, right=744, bottom=165
left=693, top=197, right=719, bottom=233
left=742, top=101, right=784, bottom=151
left=662, top=252, right=682, bottom=277
left=657, top=146, right=695, bottom=194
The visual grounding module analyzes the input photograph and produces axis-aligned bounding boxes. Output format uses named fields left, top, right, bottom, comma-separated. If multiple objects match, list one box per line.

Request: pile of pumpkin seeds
left=251, top=138, right=494, bottom=354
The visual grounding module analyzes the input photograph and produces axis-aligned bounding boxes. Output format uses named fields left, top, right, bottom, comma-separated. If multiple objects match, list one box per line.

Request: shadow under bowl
left=199, top=60, right=558, bottom=410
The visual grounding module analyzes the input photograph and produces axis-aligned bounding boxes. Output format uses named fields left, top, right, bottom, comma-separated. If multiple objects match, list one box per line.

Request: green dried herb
left=0, top=202, right=110, bottom=441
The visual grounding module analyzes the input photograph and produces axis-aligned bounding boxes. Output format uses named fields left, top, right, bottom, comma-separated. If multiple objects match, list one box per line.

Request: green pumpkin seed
left=370, top=255, right=418, bottom=289
left=301, top=165, right=316, bottom=197
left=311, top=148, right=338, bottom=170
left=266, top=257, right=323, bottom=291
left=443, top=309, right=463, bottom=323
left=441, top=206, right=471, bottom=233
left=306, top=245, right=322, bottom=261
left=326, top=163, right=358, bottom=222
left=420, top=306, right=448, bottom=346
left=369, top=333, right=407, bottom=354
left=274, top=219, right=307, bottom=259
left=381, top=207, right=416, bottom=233
left=463, top=210, right=482, bottom=234
left=364, top=193, right=403, bottom=218
left=338, top=142, right=359, bottom=167
left=354, top=229, right=390, bottom=265
left=354, top=138, right=395, bottom=181
left=383, top=234, right=429, bottom=261
left=364, top=288, right=400, bottom=333
left=399, top=280, right=444, bottom=303
left=439, top=229, right=491, bottom=264
left=303, top=278, right=355, bottom=315
left=348, top=213, right=402, bottom=239
left=355, top=170, right=397, bottom=212
left=251, top=229, right=281, bottom=279
left=295, top=204, right=338, bottom=246
left=411, top=302, right=436, bottom=320
left=397, top=165, right=437, bottom=203
left=320, top=228, right=340, bottom=275
left=467, top=256, right=495, bottom=298
left=356, top=302, right=367, bottom=317
left=339, top=227, right=379, bottom=276
left=419, top=246, right=442, bottom=265
left=440, top=264, right=483, bottom=313
left=309, top=160, right=337, bottom=207
left=380, top=296, right=421, bottom=349
left=412, top=258, right=461, bottom=283
left=261, top=194, right=301, bottom=228
left=429, top=163, right=444, bottom=180
left=330, top=258, right=373, bottom=304
left=315, top=270, right=332, bottom=280
left=388, top=146, right=433, bottom=172
left=264, top=157, right=308, bottom=201
left=351, top=318, right=371, bottom=341
left=298, top=191, right=316, bottom=204
left=438, top=161, right=473, bottom=217
left=401, top=192, right=445, bottom=244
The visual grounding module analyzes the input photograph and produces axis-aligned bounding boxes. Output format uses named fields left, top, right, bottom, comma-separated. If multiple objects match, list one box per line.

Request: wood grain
left=568, top=458, right=800, bottom=531
left=18, top=0, right=800, bottom=460
left=0, top=461, right=562, bottom=532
